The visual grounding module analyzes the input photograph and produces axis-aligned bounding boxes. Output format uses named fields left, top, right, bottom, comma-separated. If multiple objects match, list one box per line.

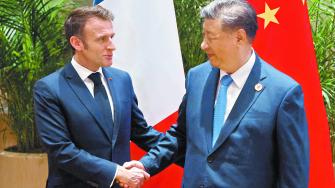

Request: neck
left=74, top=53, right=99, bottom=72
left=220, top=47, right=252, bottom=74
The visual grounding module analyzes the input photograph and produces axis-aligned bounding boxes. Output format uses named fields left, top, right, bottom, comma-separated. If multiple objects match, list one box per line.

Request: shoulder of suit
left=103, top=66, right=130, bottom=78
left=36, top=66, right=64, bottom=84
left=190, top=61, right=212, bottom=71
left=259, top=58, right=300, bottom=88
left=33, top=67, right=65, bottom=96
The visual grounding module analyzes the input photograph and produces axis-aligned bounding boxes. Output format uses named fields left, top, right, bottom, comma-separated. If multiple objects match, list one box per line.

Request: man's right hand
left=115, top=166, right=149, bottom=188
left=123, top=160, right=145, bottom=171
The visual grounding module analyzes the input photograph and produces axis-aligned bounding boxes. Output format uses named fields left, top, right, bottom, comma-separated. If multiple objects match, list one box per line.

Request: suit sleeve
left=276, top=84, right=309, bottom=188
left=34, top=80, right=117, bottom=188
left=138, top=72, right=190, bottom=176
left=128, top=73, right=165, bottom=150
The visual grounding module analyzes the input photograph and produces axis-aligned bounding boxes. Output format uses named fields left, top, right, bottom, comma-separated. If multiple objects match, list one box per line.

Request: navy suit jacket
left=34, top=63, right=163, bottom=188
left=141, top=55, right=310, bottom=188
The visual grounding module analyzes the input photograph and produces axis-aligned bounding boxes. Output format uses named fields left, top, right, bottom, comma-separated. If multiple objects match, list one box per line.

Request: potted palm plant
left=0, top=0, right=72, bottom=187
left=308, top=0, right=335, bottom=165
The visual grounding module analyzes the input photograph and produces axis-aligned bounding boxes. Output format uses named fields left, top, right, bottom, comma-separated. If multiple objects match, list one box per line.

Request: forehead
left=202, top=19, right=222, bottom=33
left=83, top=17, right=114, bottom=35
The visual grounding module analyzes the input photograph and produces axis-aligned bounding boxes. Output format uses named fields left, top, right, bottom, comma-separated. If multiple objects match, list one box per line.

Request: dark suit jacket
left=141, top=55, right=310, bottom=188
left=34, top=63, right=163, bottom=188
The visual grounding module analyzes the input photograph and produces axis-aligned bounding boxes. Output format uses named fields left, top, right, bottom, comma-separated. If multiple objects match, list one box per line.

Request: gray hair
left=200, top=0, right=258, bottom=41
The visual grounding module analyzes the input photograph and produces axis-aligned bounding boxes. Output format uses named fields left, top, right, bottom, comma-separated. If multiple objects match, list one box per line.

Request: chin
left=103, top=62, right=113, bottom=67
left=209, top=60, right=220, bottom=68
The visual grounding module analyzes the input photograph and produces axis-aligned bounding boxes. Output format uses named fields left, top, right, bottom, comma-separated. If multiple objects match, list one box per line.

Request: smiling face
left=201, top=18, right=239, bottom=72
left=70, top=17, right=116, bottom=71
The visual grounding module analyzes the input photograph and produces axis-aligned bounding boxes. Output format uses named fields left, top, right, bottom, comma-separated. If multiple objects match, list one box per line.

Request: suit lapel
left=63, top=63, right=113, bottom=143
left=211, top=56, right=266, bottom=153
left=201, top=66, right=220, bottom=153
left=102, top=68, right=120, bottom=150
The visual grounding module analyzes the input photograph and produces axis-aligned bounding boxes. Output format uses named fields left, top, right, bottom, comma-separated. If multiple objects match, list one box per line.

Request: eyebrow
left=203, top=30, right=220, bottom=37
left=97, top=32, right=115, bottom=39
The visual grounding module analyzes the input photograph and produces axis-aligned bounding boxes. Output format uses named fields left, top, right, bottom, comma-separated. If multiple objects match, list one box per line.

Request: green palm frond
left=308, top=0, right=335, bottom=161
left=0, top=0, right=73, bottom=152
left=174, top=0, right=210, bottom=73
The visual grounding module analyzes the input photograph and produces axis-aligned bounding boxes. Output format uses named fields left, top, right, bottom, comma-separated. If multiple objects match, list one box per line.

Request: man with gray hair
left=124, top=0, right=309, bottom=187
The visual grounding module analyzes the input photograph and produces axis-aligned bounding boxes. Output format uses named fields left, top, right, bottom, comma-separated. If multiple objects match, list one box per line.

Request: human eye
left=205, top=35, right=216, bottom=43
left=203, top=32, right=217, bottom=42
left=208, top=33, right=219, bottom=40
left=98, top=34, right=114, bottom=43
left=103, top=36, right=109, bottom=42
left=96, top=36, right=107, bottom=43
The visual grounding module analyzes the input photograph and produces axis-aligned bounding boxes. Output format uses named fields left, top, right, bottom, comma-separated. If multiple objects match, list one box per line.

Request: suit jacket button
left=207, top=157, right=213, bottom=163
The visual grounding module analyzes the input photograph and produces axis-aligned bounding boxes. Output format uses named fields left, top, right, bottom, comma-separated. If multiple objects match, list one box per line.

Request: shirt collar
left=71, top=57, right=103, bottom=81
left=219, top=49, right=255, bottom=89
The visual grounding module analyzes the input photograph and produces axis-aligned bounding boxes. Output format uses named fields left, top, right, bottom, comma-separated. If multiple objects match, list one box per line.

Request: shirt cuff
left=110, top=165, right=119, bottom=187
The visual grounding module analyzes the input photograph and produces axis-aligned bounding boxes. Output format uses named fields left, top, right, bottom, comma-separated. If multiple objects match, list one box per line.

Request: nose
left=200, top=39, right=208, bottom=51
left=107, top=38, right=116, bottom=51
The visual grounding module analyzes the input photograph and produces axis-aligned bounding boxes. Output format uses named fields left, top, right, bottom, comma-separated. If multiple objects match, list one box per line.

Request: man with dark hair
left=34, top=6, right=163, bottom=188
left=124, top=0, right=310, bottom=187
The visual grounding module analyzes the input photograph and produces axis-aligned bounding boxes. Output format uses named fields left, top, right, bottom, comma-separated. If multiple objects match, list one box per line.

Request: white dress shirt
left=216, top=50, right=256, bottom=122
left=71, top=58, right=114, bottom=120
left=71, top=57, right=117, bottom=186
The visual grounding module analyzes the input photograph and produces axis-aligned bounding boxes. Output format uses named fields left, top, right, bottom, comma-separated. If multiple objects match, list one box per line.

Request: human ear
left=69, top=36, right=84, bottom=51
left=235, top=29, right=248, bottom=44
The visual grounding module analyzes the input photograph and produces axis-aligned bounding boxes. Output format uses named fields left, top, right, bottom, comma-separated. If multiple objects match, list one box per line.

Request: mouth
left=104, top=55, right=113, bottom=60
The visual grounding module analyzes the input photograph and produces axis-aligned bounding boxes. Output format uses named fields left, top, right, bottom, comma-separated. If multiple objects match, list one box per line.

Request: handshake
left=115, top=160, right=148, bottom=188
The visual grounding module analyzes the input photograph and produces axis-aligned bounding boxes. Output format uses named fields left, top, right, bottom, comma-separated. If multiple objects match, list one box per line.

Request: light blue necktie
left=212, top=75, right=233, bottom=147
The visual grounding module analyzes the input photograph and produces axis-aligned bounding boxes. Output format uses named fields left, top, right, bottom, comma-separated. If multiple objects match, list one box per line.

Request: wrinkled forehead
left=202, top=18, right=234, bottom=35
